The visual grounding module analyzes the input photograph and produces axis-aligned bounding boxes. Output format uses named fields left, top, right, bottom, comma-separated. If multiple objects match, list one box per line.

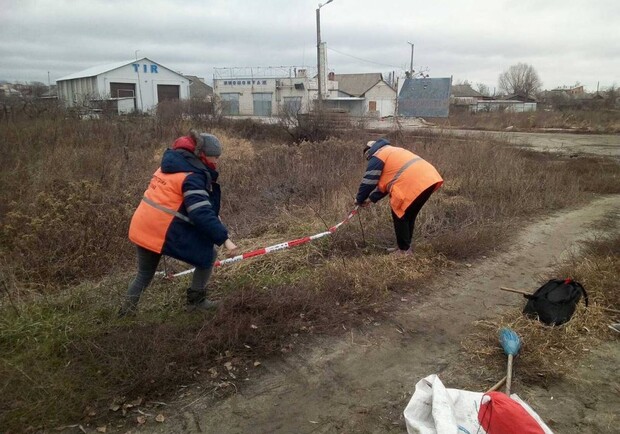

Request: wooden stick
left=500, top=287, right=531, bottom=296
left=506, top=354, right=514, bottom=395
left=485, top=376, right=507, bottom=393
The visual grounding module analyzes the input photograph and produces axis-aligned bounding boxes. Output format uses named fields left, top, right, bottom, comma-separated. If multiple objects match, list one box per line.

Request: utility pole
left=407, top=42, right=415, bottom=77
left=316, top=7, right=322, bottom=108
left=135, top=49, right=143, bottom=112
left=316, top=0, right=333, bottom=110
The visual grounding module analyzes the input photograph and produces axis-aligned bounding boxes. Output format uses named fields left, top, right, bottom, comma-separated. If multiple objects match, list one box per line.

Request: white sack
left=403, top=374, right=553, bottom=434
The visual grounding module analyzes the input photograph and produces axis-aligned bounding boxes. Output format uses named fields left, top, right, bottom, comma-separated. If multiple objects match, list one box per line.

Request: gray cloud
left=1, top=0, right=618, bottom=91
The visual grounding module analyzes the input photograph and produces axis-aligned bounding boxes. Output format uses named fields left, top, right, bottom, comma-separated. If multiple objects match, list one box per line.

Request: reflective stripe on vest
left=129, top=169, right=192, bottom=253
left=373, top=145, right=443, bottom=218
left=142, top=196, right=192, bottom=224
left=385, top=157, right=421, bottom=193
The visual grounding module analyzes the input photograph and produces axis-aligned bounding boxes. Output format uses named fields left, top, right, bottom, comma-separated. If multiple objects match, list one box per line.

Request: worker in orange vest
left=355, top=138, right=443, bottom=255
left=119, top=130, right=239, bottom=316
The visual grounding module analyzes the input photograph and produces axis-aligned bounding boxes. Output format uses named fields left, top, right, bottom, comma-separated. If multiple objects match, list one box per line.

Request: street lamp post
left=316, top=0, right=333, bottom=109
left=407, top=42, right=415, bottom=77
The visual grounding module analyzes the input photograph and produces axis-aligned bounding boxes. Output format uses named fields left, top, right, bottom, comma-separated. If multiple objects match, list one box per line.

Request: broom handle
left=500, top=286, right=531, bottom=296
left=506, top=354, right=514, bottom=395
left=500, top=287, right=620, bottom=314
left=486, top=376, right=507, bottom=393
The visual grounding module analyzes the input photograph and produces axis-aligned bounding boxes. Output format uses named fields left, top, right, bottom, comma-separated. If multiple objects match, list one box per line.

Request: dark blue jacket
left=159, top=149, right=228, bottom=267
left=355, top=138, right=390, bottom=204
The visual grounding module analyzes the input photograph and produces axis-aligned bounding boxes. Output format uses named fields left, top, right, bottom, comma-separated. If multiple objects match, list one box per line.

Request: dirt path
left=148, top=195, right=620, bottom=434
left=367, top=119, right=620, bottom=158
left=440, top=129, right=620, bottom=158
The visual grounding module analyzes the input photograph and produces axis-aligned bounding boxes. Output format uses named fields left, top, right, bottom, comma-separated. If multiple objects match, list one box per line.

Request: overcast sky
left=2, top=0, right=618, bottom=92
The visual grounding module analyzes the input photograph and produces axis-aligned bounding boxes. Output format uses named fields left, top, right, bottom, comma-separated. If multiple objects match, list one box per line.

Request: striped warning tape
left=164, top=207, right=360, bottom=278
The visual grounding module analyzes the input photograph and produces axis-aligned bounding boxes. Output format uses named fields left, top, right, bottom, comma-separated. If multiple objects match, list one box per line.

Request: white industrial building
left=213, top=66, right=338, bottom=117
left=56, top=57, right=189, bottom=113
left=213, top=67, right=396, bottom=118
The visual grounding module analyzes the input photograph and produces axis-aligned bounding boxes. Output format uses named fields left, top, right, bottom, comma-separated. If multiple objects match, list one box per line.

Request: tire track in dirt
left=152, top=195, right=620, bottom=434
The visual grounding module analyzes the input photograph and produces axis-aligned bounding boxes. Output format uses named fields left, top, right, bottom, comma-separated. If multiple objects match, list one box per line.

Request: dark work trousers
left=124, top=246, right=216, bottom=309
left=391, top=183, right=438, bottom=251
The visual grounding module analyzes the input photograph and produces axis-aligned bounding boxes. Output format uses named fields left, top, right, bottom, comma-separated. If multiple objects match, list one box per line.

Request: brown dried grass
left=432, top=109, right=620, bottom=133
left=463, top=233, right=620, bottom=386
left=2, top=112, right=620, bottom=430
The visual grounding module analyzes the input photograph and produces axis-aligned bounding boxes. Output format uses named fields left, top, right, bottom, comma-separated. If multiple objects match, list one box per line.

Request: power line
left=326, top=47, right=403, bottom=69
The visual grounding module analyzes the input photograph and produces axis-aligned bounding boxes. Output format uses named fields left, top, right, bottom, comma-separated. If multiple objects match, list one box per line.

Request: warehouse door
left=220, top=93, right=239, bottom=115
left=109, top=82, right=136, bottom=109
left=253, top=93, right=272, bottom=116
left=157, top=85, right=180, bottom=102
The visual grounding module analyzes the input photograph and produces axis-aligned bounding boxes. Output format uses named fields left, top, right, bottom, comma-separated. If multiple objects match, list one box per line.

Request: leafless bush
left=3, top=111, right=620, bottom=430
left=433, top=109, right=620, bottom=133
left=3, top=115, right=620, bottom=289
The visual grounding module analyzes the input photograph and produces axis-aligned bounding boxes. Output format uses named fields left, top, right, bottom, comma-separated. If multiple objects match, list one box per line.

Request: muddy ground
left=108, top=195, right=619, bottom=434
left=367, top=118, right=620, bottom=158
left=439, top=129, right=620, bottom=158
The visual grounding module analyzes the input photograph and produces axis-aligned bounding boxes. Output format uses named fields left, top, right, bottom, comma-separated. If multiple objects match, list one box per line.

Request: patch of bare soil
left=108, top=196, right=619, bottom=434
left=436, top=129, right=620, bottom=158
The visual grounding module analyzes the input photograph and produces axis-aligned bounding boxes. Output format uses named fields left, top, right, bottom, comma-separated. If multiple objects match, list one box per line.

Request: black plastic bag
left=523, top=278, right=588, bottom=325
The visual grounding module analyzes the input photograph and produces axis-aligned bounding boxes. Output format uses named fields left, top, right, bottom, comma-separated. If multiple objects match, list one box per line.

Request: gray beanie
left=197, top=133, right=222, bottom=157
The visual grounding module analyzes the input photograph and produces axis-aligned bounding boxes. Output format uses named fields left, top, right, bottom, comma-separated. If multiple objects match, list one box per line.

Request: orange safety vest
left=374, top=146, right=443, bottom=218
left=128, top=168, right=190, bottom=253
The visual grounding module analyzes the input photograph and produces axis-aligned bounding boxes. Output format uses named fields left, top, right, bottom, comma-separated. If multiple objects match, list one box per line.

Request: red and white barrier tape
left=165, top=207, right=359, bottom=278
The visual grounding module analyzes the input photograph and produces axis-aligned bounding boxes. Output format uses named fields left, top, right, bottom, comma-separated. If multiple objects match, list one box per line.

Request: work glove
left=354, top=200, right=371, bottom=208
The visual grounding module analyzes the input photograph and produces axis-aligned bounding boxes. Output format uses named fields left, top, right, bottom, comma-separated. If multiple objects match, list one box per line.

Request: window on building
left=220, top=93, right=240, bottom=115
left=109, top=82, right=137, bottom=110
left=253, top=92, right=272, bottom=116
left=283, top=96, right=302, bottom=114
left=157, top=85, right=180, bottom=102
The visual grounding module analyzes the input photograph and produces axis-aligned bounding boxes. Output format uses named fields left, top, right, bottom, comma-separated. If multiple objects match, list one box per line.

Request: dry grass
left=1, top=110, right=620, bottom=431
left=432, top=109, right=620, bottom=133
left=463, top=232, right=620, bottom=387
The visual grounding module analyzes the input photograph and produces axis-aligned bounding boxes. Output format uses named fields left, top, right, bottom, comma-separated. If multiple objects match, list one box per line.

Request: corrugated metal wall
left=398, top=78, right=451, bottom=118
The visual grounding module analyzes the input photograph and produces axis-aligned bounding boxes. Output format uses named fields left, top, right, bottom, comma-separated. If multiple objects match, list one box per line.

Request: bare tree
left=476, top=82, right=490, bottom=96
left=498, top=63, right=542, bottom=98
left=604, top=85, right=619, bottom=109
left=26, top=81, right=48, bottom=97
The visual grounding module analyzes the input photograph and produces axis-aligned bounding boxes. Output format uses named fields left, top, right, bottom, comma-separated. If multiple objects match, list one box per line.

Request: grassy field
left=430, top=109, right=620, bottom=133
left=1, top=110, right=619, bottom=431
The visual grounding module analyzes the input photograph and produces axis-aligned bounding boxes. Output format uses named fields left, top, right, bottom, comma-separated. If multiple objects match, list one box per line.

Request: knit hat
left=363, top=140, right=376, bottom=157
left=197, top=133, right=222, bottom=157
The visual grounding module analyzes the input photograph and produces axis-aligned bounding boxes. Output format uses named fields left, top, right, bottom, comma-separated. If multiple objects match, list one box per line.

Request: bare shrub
left=0, top=116, right=166, bottom=288
left=3, top=111, right=620, bottom=430
left=2, top=115, right=620, bottom=289
left=154, top=99, right=187, bottom=137
left=1, top=180, right=134, bottom=285
left=433, top=109, right=620, bottom=133
left=463, top=233, right=620, bottom=385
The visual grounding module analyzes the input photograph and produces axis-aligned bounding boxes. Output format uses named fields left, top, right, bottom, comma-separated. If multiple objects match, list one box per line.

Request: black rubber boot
left=118, top=297, right=139, bottom=318
left=186, top=287, right=219, bottom=311
left=186, top=299, right=220, bottom=312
